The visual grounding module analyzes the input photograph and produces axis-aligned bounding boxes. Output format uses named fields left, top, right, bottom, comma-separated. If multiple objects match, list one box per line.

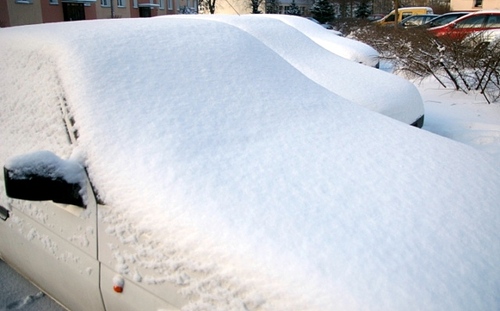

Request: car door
left=0, top=52, right=105, bottom=310
left=452, top=14, right=487, bottom=40
left=485, top=13, right=500, bottom=30
left=97, top=204, right=187, bottom=311
left=0, top=156, right=105, bottom=311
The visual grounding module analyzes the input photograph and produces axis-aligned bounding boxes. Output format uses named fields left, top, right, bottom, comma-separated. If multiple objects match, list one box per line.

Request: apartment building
left=450, top=0, right=500, bottom=11
left=0, top=0, right=198, bottom=27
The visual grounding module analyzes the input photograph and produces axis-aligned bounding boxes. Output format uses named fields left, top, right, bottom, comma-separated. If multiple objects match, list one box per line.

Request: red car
left=428, top=10, right=500, bottom=41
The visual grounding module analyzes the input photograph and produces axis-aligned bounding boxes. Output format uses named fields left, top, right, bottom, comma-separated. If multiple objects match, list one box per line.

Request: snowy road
left=0, top=260, right=65, bottom=311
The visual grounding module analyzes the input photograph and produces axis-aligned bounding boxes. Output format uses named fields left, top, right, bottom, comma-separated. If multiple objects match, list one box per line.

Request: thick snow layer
left=170, top=14, right=423, bottom=124
left=418, top=76, right=500, bottom=158
left=264, top=14, right=380, bottom=67
left=5, top=151, right=85, bottom=185
left=0, top=17, right=499, bottom=311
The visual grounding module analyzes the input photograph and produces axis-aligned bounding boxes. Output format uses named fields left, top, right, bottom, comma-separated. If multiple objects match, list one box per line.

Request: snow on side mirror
left=4, top=151, right=87, bottom=208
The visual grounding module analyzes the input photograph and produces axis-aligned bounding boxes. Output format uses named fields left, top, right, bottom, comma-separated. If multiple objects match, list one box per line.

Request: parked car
left=1, top=17, right=499, bottom=311
left=305, top=16, right=337, bottom=31
left=266, top=14, right=380, bottom=68
left=428, top=10, right=500, bottom=41
left=423, top=12, right=470, bottom=28
left=173, top=14, right=424, bottom=127
left=399, top=14, right=440, bottom=28
left=462, top=28, right=500, bottom=50
left=374, top=7, right=434, bottom=26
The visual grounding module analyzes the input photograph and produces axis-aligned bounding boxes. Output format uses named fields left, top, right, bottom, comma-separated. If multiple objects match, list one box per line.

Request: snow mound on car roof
left=170, top=14, right=423, bottom=124
left=264, top=14, right=380, bottom=65
left=0, top=17, right=499, bottom=311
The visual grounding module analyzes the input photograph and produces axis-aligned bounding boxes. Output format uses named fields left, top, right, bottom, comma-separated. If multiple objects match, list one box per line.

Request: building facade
left=450, top=0, right=500, bottom=11
left=0, top=0, right=198, bottom=27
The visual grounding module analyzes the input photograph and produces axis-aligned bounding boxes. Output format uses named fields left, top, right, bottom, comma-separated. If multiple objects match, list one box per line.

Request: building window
left=101, top=0, right=110, bottom=7
left=474, top=0, right=482, bottom=7
left=15, top=0, right=34, bottom=4
left=117, top=0, right=125, bottom=7
left=159, top=0, right=164, bottom=9
left=49, top=0, right=58, bottom=4
left=168, top=0, right=173, bottom=10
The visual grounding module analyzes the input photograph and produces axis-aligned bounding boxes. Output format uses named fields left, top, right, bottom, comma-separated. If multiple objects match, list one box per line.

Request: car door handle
left=0, top=205, right=9, bottom=221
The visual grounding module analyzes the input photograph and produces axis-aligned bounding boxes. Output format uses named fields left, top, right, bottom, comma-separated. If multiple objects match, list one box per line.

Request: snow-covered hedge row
left=338, top=20, right=500, bottom=103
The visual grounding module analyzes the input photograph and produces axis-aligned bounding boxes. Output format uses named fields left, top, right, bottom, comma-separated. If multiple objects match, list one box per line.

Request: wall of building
left=7, top=1, right=43, bottom=26
left=451, top=0, right=500, bottom=11
left=40, top=0, right=64, bottom=23
left=0, top=0, right=10, bottom=26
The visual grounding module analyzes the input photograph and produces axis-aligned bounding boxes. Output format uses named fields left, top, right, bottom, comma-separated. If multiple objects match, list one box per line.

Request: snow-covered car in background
left=1, top=17, right=499, bottom=311
left=170, top=14, right=423, bottom=127
left=266, top=14, right=381, bottom=68
left=305, top=16, right=339, bottom=33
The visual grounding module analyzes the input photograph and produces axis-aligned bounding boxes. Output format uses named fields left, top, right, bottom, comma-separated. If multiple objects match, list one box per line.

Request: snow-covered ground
left=380, top=60, right=500, bottom=158
left=417, top=77, right=500, bottom=158
left=0, top=260, right=64, bottom=311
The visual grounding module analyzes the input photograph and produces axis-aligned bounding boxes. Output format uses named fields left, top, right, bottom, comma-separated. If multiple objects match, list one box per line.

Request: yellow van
left=374, top=7, right=434, bottom=26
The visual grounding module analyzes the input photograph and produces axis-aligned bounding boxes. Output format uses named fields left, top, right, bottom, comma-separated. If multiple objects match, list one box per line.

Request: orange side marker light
left=113, top=275, right=125, bottom=293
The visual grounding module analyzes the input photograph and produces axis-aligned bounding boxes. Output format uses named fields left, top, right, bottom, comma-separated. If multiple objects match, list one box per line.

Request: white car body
left=0, top=17, right=499, bottom=311
left=264, top=14, right=381, bottom=68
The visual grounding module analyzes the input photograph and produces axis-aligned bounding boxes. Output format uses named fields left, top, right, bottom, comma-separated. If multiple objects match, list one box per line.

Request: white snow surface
left=5, top=150, right=85, bottom=184
left=0, top=17, right=499, bottom=311
left=263, top=14, right=380, bottom=67
left=168, top=14, right=423, bottom=125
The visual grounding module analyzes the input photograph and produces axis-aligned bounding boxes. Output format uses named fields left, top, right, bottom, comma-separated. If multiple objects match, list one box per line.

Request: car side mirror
left=4, top=151, right=86, bottom=208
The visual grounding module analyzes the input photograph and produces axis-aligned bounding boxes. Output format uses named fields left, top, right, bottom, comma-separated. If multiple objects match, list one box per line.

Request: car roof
left=455, top=10, right=500, bottom=19
left=446, top=10, right=500, bottom=25
left=172, top=14, right=422, bottom=124
left=262, top=14, right=379, bottom=63
left=425, top=12, right=469, bottom=23
left=402, top=14, right=439, bottom=19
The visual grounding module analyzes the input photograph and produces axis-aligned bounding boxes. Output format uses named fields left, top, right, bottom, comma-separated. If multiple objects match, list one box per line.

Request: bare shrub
left=338, top=20, right=500, bottom=103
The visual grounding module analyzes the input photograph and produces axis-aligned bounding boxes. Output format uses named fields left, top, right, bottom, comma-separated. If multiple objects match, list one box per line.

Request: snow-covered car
left=305, top=16, right=339, bottom=32
left=169, top=14, right=423, bottom=127
left=1, top=17, right=499, bottom=311
left=265, top=14, right=380, bottom=68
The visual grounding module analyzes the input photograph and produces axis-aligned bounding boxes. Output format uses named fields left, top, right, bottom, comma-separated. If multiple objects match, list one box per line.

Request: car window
left=402, top=16, right=418, bottom=26
left=402, top=13, right=413, bottom=19
left=386, top=14, right=395, bottom=22
left=486, top=14, right=500, bottom=28
left=437, top=15, right=458, bottom=25
left=455, top=15, right=487, bottom=28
